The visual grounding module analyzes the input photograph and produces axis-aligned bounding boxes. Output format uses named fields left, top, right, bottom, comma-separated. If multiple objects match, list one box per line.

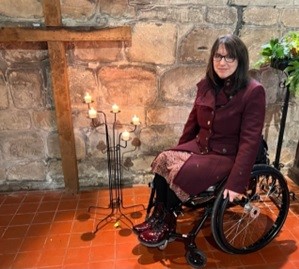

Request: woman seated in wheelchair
left=133, top=34, right=266, bottom=248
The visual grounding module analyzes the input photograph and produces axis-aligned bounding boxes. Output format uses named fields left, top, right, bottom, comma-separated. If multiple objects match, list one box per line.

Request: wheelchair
left=144, top=163, right=290, bottom=268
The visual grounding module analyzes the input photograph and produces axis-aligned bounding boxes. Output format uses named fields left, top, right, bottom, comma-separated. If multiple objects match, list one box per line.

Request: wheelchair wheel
left=185, top=248, right=207, bottom=268
left=211, top=164, right=290, bottom=254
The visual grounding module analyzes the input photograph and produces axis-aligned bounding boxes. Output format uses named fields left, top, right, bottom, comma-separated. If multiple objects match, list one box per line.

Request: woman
left=133, top=34, right=266, bottom=248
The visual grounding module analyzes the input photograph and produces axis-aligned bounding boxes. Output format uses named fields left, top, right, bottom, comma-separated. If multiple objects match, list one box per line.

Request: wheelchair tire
left=211, top=164, right=290, bottom=254
left=185, top=248, right=207, bottom=268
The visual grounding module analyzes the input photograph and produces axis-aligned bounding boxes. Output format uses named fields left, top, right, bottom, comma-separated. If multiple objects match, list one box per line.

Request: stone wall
left=0, top=0, right=299, bottom=191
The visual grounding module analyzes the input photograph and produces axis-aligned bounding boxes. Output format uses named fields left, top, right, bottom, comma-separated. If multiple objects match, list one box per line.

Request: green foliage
left=256, top=31, right=299, bottom=96
left=285, top=60, right=299, bottom=95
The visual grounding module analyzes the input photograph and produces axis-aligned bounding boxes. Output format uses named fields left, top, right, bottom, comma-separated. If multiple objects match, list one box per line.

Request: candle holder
left=84, top=97, right=144, bottom=233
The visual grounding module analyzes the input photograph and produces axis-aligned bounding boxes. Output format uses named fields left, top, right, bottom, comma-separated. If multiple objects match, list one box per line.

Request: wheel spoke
left=212, top=167, right=290, bottom=254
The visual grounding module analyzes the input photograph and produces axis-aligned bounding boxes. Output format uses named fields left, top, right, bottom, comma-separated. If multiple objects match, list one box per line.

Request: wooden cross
left=0, top=0, right=131, bottom=193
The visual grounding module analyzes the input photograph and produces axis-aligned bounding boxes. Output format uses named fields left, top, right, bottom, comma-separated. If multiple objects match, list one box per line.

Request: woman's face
left=213, top=44, right=238, bottom=79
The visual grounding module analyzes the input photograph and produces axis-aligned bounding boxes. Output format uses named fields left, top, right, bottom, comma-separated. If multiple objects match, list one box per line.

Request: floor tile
left=19, top=236, right=47, bottom=252
left=10, top=250, right=41, bottom=269
left=0, top=178, right=299, bottom=269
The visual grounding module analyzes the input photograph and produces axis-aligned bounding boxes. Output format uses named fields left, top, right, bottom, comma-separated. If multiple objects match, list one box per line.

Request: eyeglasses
left=213, top=53, right=236, bottom=63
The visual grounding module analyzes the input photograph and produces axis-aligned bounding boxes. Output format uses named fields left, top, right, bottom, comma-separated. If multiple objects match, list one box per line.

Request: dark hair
left=206, top=34, right=249, bottom=95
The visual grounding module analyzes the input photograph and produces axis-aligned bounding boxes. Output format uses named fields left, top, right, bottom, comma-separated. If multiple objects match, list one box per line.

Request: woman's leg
left=152, top=173, right=181, bottom=209
left=166, top=187, right=181, bottom=211
left=137, top=179, right=181, bottom=247
left=132, top=174, right=168, bottom=234
left=153, top=173, right=168, bottom=205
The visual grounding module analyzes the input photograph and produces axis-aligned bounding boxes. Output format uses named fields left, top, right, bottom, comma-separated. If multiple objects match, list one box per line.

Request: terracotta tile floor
left=1, top=176, right=299, bottom=269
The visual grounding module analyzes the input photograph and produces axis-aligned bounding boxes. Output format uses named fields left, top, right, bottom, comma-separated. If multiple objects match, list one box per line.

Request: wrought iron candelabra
left=83, top=93, right=145, bottom=233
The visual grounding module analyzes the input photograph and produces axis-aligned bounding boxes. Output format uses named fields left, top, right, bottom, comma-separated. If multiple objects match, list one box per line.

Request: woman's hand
left=223, top=189, right=242, bottom=202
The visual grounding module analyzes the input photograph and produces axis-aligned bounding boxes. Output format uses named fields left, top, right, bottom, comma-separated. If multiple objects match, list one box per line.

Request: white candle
left=132, top=115, right=140, bottom=125
left=88, top=107, right=97, bottom=118
left=121, top=130, right=130, bottom=141
left=112, top=104, right=119, bottom=113
left=84, top=92, right=92, bottom=103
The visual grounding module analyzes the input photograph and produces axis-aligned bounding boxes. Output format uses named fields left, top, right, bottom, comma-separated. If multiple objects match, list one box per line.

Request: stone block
left=0, top=110, right=31, bottom=131
left=72, top=41, right=123, bottom=62
left=131, top=156, right=154, bottom=174
left=281, top=9, right=299, bottom=27
left=0, top=0, right=43, bottom=18
left=140, top=125, right=181, bottom=153
left=229, top=0, right=292, bottom=6
left=77, top=159, right=109, bottom=187
left=68, top=67, right=97, bottom=109
left=100, top=0, right=135, bottom=17
left=264, top=104, right=281, bottom=128
left=47, top=130, right=86, bottom=160
left=240, top=27, right=279, bottom=67
left=0, top=167, right=5, bottom=181
left=98, top=66, right=157, bottom=107
left=32, top=110, right=57, bottom=131
left=179, top=27, right=233, bottom=63
left=60, top=0, right=96, bottom=20
left=289, top=167, right=299, bottom=185
left=0, top=74, right=8, bottom=110
left=160, top=66, right=205, bottom=104
left=138, top=6, right=205, bottom=23
left=131, top=0, right=228, bottom=5
left=8, top=69, right=44, bottom=109
left=74, top=130, right=86, bottom=160
left=72, top=110, right=92, bottom=129
left=47, top=160, right=64, bottom=183
left=47, top=132, right=61, bottom=159
left=128, top=22, right=176, bottom=65
left=206, top=7, right=237, bottom=25
left=0, top=43, right=48, bottom=62
left=260, top=67, right=281, bottom=104
left=243, top=7, right=279, bottom=26
left=287, top=102, right=299, bottom=125
left=0, top=132, right=44, bottom=161
left=147, top=106, right=190, bottom=125
left=7, top=161, right=45, bottom=181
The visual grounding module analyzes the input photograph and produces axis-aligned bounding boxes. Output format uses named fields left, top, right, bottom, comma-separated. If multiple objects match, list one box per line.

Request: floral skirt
left=151, top=150, right=192, bottom=202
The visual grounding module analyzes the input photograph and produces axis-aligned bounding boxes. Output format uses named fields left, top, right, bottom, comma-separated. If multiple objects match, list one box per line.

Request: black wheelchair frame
left=145, top=163, right=290, bottom=268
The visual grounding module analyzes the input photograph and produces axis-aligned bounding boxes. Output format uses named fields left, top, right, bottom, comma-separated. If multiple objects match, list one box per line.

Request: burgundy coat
left=171, top=77, right=266, bottom=195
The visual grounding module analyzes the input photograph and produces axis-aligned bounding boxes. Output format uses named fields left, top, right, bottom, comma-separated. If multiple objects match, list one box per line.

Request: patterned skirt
left=151, top=150, right=192, bottom=202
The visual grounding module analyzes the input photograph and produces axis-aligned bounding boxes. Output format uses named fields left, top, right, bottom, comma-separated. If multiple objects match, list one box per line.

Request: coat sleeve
left=225, top=84, right=266, bottom=193
left=177, top=86, right=202, bottom=145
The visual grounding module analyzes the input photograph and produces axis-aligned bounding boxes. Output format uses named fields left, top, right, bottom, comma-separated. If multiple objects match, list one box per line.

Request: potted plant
left=256, top=31, right=299, bottom=96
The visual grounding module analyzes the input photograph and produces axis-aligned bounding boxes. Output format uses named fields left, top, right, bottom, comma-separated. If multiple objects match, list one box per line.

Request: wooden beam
left=42, top=0, right=62, bottom=26
left=43, top=0, right=79, bottom=193
left=47, top=41, right=79, bottom=193
left=0, top=26, right=131, bottom=42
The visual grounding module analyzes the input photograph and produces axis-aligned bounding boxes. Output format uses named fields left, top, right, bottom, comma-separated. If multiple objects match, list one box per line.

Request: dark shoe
left=132, top=203, right=164, bottom=235
left=138, top=211, right=177, bottom=247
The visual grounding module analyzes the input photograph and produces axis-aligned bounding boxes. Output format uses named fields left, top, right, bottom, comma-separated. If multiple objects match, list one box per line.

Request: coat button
left=222, top=148, right=227, bottom=153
